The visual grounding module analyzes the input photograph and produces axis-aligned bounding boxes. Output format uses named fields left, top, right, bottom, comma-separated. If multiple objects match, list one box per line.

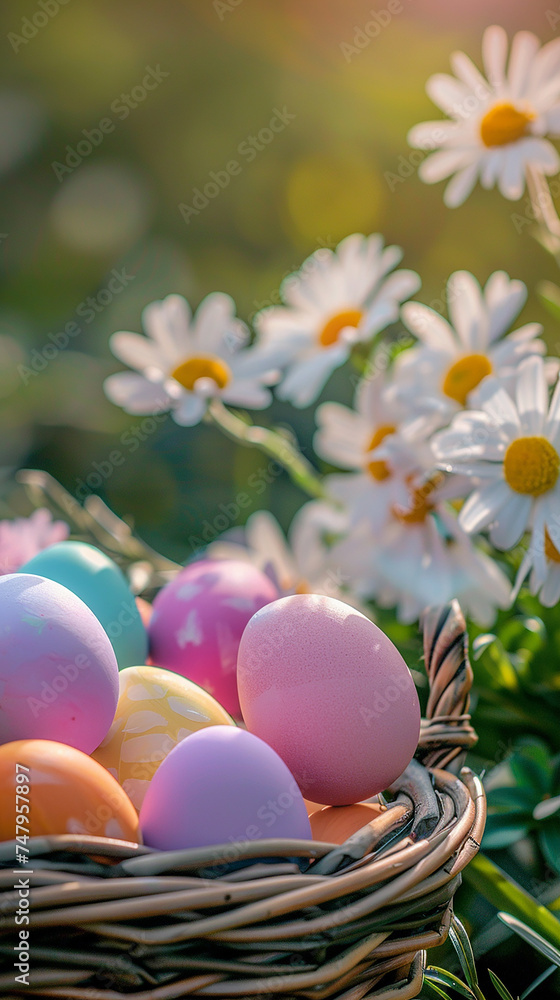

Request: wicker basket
left=0, top=600, right=485, bottom=1000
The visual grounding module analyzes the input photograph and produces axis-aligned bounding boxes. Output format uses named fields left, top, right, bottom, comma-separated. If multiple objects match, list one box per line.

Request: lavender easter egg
left=237, top=594, right=421, bottom=805
left=149, top=559, right=279, bottom=718
left=0, top=574, right=119, bottom=754
left=140, top=725, right=312, bottom=851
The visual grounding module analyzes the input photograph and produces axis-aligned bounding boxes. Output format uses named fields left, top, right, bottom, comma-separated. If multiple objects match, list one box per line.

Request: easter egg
left=0, top=574, right=118, bottom=754
left=19, top=541, right=148, bottom=670
left=139, top=725, right=311, bottom=851
left=92, top=664, right=235, bottom=810
left=0, top=739, right=140, bottom=842
left=237, top=594, right=421, bottom=805
left=149, top=559, right=279, bottom=718
left=309, top=803, right=385, bottom=844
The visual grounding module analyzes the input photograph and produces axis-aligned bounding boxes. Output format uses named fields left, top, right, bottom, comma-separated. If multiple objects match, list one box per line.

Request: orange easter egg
left=309, top=802, right=384, bottom=844
left=304, top=797, right=326, bottom=816
left=0, top=739, right=140, bottom=842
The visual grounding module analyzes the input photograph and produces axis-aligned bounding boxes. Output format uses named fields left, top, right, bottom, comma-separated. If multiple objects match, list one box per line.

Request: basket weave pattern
left=0, top=601, right=486, bottom=1000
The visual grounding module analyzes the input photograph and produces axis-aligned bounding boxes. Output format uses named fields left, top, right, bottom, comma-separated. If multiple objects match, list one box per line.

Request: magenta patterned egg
left=148, top=559, right=279, bottom=718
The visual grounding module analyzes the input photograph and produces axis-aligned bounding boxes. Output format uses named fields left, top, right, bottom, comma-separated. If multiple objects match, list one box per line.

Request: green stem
left=207, top=400, right=328, bottom=500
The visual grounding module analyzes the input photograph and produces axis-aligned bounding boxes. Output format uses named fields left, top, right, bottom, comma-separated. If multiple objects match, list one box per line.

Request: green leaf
left=482, top=815, right=530, bottom=850
left=464, top=855, right=560, bottom=952
left=449, top=916, right=479, bottom=989
left=498, top=912, right=560, bottom=967
left=472, top=633, right=497, bottom=659
left=538, top=825, right=560, bottom=876
left=419, top=981, right=454, bottom=1000
left=486, top=786, right=536, bottom=813
left=509, top=740, right=552, bottom=796
left=427, top=968, right=475, bottom=999
left=520, top=964, right=558, bottom=999
left=538, top=280, right=560, bottom=322
left=488, top=970, right=515, bottom=1000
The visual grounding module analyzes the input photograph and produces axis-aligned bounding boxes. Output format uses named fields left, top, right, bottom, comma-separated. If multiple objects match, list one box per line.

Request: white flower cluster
left=103, top=26, right=560, bottom=624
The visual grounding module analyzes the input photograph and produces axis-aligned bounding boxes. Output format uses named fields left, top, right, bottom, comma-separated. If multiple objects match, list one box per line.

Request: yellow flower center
left=442, top=354, right=492, bottom=406
left=366, top=424, right=396, bottom=481
left=319, top=309, right=363, bottom=348
left=171, top=356, right=231, bottom=392
left=504, top=437, right=559, bottom=496
left=544, top=527, right=560, bottom=565
left=480, top=102, right=535, bottom=148
left=392, top=473, right=445, bottom=525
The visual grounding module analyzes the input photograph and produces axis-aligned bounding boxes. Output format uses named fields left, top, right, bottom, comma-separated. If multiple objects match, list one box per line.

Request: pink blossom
left=0, top=509, right=69, bottom=575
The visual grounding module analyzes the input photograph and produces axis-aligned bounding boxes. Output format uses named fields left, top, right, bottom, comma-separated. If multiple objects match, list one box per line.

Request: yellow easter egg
left=92, top=664, right=235, bottom=809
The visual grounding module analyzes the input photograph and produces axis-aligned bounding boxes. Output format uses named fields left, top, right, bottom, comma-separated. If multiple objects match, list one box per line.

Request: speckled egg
left=237, top=594, right=421, bottom=805
left=0, top=739, right=140, bottom=842
left=140, top=725, right=311, bottom=851
left=0, top=574, right=118, bottom=754
left=149, top=559, right=279, bottom=718
left=19, top=541, right=148, bottom=670
left=92, top=664, right=235, bottom=810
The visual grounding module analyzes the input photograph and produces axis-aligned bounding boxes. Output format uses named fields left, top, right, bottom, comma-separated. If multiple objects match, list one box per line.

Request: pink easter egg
left=237, top=594, right=421, bottom=805
left=0, top=574, right=119, bottom=754
left=149, top=559, right=279, bottom=718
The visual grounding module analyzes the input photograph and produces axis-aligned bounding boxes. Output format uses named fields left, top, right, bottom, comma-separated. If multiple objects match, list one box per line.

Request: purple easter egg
left=0, top=574, right=119, bottom=754
left=238, top=594, right=421, bottom=805
left=139, top=725, right=312, bottom=851
left=148, top=559, right=279, bottom=718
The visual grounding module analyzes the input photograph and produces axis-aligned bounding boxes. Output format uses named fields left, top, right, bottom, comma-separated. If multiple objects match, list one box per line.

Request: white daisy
left=254, top=233, right=420, bottom=408
left=315, top=372, right=436, bottom=530
left=394, top=270, right=547, bottom=427
left=432, top=355, right=560, bottom=551
left=330, top=477, right=511, bottom=625
left=513, top=524, right=560, bottom=608
left=104, top=293, right=279, bottom=427
left=409, top=25, right=560, bottom=207
left=207, top=504, right=351, bottom=600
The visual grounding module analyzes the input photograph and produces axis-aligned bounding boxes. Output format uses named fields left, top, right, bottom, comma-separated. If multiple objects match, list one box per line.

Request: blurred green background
left=1, top=0, right=558, bottom=560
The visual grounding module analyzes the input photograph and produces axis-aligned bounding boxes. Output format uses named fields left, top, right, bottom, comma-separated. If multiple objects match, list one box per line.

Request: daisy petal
left=443, top=163, right=480, bottom=207
left=483, top=25, right=508, bottom=89
left=483, top=271, right=527, bottom=341
left=544, top=372, right=560, bottom=448
left=142, top=295, right=192, bottom=363
left=489, top=494, right=532, bottom=549
left=109, top=332, right=166, bottom=374
left=508, top=31, right=541, bottom=100
left=515, top=355, right=547, bottom=434
left=400, top=302, right=456, bottom=352
left=104, top=372, right=171, bottom=414
left=418, top=148, right=473, bottom=184
left=426, top=73, right=471, bottom=115
left=172, top=393, right=206, bottom=426
left=277, top=345, right=349, bottom=408
left=447, top=271, right=486, bottom=352
left=476, top=377, right=521, bottom=438
left=459, top=479, right=511, bottom=533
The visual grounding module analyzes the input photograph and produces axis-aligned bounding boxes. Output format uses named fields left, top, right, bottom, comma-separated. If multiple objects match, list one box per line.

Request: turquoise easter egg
left=18, top=541, right=148, bottom=669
